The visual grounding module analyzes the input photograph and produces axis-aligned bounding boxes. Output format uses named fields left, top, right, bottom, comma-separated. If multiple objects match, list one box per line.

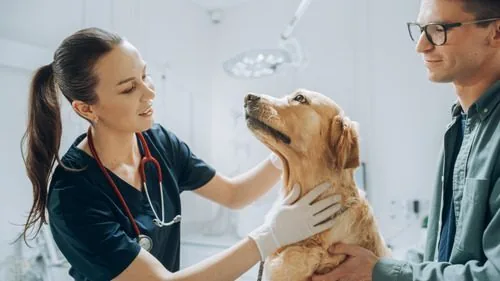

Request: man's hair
left=459, top=0, right=500, bottom=26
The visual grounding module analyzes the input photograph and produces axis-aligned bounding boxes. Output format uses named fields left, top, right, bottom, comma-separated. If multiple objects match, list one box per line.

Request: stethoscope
left=87, top=127, right=181, bottom=252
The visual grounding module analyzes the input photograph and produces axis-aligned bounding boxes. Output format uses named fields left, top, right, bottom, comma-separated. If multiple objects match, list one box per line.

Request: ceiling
left=190, top=0, right=254, bottom=10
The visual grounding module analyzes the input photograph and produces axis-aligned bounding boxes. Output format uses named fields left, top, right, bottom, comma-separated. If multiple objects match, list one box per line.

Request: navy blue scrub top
left=47, top=123, right=216, bottom=281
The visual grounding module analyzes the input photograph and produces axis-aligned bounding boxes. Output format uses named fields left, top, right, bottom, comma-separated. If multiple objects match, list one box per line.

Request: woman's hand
left=269, top=152, right=283, bottom=170
left=249, top=182, right=342, bottom=260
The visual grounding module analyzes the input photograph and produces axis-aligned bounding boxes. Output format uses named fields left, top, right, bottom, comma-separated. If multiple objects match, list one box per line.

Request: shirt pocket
left=455, top=178, right=490, bottom=254
left=463, top=178, right=489, bottom=203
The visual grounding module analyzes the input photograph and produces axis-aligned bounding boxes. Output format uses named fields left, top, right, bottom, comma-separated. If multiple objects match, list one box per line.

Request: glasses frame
left=407, top=18, right=500, bottom=46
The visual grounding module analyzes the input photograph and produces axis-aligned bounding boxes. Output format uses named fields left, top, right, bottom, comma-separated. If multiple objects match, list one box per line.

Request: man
left=312, top=0, right=500, bottom=280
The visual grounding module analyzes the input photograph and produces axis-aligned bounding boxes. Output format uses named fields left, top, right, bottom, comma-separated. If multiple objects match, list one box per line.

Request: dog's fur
left=244, top=89, right=390, bottom=281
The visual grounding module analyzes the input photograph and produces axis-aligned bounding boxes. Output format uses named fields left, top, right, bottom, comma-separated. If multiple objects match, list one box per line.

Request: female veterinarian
left=20, top=27, right=342, bottom=281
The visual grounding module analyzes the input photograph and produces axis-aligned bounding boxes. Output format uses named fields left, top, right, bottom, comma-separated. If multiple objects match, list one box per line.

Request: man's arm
left=377, top=176, right=500, bottom=281
left=313, top=177, right=500, bottom=281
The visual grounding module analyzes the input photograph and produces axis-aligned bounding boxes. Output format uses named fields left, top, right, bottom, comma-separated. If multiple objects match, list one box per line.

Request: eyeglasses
left=407, top=18, right=500, bottom=46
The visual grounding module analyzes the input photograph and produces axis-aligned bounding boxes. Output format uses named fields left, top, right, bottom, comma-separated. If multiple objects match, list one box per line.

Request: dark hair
left=459, top=0, right=500, bottom=27
left=20, top=27, right=122, bottom=243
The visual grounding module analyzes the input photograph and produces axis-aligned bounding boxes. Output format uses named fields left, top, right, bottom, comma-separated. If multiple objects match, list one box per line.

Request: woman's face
left=77, top=40, right=156, bottom=133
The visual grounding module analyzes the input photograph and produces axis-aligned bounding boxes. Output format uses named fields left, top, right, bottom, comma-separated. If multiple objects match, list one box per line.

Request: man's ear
left=489, top=20, right=500, bottom=47
left=330, top=115, right=360, bottom=169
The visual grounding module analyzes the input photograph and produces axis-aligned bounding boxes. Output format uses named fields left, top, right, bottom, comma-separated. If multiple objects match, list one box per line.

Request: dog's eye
left=293, top=94, right=307, bottom=104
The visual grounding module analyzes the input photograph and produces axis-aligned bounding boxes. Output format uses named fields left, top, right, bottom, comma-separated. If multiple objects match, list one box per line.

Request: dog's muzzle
left=244, top=94, right=291, bottom=145
left=244, top=93, right=261, bottom=107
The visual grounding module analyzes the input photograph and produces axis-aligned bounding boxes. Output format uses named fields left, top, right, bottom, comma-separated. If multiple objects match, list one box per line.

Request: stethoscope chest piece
left=138, top=234, right=153, bottom=251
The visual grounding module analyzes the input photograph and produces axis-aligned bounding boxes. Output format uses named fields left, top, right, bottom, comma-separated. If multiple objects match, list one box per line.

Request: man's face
left=415, top=0, right=498, bottom=84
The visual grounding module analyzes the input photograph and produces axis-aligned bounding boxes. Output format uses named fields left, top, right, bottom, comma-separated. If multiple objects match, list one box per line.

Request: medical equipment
left=87, top=127, right=181, bottom=252
left=222, top=0, right=312, bottom=79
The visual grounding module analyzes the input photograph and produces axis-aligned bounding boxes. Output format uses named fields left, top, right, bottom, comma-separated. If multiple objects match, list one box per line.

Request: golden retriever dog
left=244, top=89, right=390, bottom=281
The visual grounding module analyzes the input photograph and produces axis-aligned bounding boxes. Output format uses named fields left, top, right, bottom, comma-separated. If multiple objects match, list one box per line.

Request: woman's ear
left=72, top=100, right=97, bottom=123
left=330, top=115, right=360, bottom=169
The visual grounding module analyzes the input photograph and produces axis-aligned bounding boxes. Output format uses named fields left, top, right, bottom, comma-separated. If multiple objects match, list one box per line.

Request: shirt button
left=484, top=108, right=489, bottom=113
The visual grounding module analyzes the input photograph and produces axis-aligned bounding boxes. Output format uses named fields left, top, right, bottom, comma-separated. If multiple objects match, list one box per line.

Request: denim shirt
left=437, top=110, right=466, bottom=262
left=373, top=80, right=500, bottom=281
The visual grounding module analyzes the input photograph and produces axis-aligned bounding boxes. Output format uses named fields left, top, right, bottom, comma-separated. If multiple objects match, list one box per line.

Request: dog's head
left=244, top=89, right=360, bottom=180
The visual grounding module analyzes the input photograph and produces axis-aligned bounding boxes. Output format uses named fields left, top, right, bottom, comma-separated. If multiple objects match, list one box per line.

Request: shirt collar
left=450, top=80, right=500, bottom=121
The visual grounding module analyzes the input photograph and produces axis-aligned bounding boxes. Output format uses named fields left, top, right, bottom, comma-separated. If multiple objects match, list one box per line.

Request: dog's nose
left=244, top=93, right=260, bottom=106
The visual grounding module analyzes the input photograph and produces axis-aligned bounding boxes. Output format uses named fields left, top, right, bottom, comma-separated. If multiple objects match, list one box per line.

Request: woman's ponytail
left=20, top=63, right=63, bottom=242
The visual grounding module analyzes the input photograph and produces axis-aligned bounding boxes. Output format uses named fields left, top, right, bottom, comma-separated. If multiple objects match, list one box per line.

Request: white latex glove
left=269, top=152, right=283, bottom=170
left=248, top=182, right=342, bottom=260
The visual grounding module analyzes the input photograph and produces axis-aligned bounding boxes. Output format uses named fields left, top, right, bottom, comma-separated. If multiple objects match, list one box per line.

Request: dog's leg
left=264, top=246, right=322, bottom=281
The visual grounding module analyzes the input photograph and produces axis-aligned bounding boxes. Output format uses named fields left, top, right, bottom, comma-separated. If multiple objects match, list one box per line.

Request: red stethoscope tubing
left=86, top=127, right=162, bottom=239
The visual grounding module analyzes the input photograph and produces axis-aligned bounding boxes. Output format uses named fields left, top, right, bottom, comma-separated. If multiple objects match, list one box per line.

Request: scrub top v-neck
left=47, top=124, right=216, bottom=281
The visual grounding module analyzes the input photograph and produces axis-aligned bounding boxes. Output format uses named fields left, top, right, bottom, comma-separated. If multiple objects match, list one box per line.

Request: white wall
left=0, top=64, right=36, bottom=268
left=207, top=0, right=456, bottom=249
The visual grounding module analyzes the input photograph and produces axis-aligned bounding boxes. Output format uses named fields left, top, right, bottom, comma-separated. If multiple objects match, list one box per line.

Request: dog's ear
left=330, top=115, right=360, bottom=169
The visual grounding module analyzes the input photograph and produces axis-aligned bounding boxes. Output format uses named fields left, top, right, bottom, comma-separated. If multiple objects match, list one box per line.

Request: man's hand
left=311, top=243, right=379, bottom=281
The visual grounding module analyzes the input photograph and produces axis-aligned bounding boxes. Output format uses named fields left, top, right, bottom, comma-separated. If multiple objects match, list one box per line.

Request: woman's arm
left=115, top=182, right=342, bottom=281
left=195, top=155, right=282, bottom=209
left=114, top=237, right=259, bottom=281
